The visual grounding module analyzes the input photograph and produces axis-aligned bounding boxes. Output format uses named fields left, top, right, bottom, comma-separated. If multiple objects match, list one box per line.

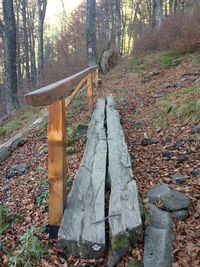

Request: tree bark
left=2, top=0, right=19, bottom=114
left=152, top=0, right=163, bottom=29
left=28, top=3, right=37, bottom=84
left=22, top=0, right=30, bottom=82
left=86, top=0, right=97, bottom=67
left=37, top=0, right=47, bottom=76
left=115, top=0, right=121, bottom=52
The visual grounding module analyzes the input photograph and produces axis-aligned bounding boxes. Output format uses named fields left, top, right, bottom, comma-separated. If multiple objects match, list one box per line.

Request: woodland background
left=0, top=0, right=200, bottom=117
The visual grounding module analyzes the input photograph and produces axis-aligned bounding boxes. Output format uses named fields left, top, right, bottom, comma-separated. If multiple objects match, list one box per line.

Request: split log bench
left=59, top=96, right=142, bottom=259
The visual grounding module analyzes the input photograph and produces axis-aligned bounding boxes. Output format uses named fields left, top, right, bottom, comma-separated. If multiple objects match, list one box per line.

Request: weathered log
left=58, top=99, right=107, bottom=259
left=106, top=96, right=142, bottom=265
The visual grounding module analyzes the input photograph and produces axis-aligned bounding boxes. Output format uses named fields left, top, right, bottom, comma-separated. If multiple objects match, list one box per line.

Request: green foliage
left=6, top=226, right=47, bottom=267
left=132, top=121, right=144, bottom=129
left=35, top=178, right=48, bottom=207
left=0, top=126, right=7, bottom=137
left=39, top=116, right=48, bottom=131
left=128, top=260, right=144, bottom=267
left=111, top=234, right=130, bottom=251
left=0, top=204, right=18, bottom=235
left=67, top=125, right=78, bottom=146
left=156, top=51, right=184, bottom=68
left=152, top=84, right=200, bottom=125
left=66, top=176, right=74, bottom=187
left=128, top=58, right=146, bottom=75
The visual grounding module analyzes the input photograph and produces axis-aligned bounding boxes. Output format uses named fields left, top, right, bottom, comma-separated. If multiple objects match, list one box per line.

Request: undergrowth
left=0, top=204, right=18, bottom=235
left=0, top=107, right=42, bottom=141
left=151, top=84, right=200, bottom=127
left=1, top=226, right=47, bottom=267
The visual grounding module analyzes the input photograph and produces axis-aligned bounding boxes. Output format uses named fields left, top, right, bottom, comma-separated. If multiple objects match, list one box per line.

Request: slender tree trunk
left=15, top=2, right=22, bottom=85
left=174, top=0, right=178, bottom=12
left=86, top=0, right=97, bottom=67
left=2, top=0, right=19, bottom=114
left=152, top=0, right=163, bottom=28
left=28, top=3, right=37, bottom=84
left=115, top=0, right=121, bottom=52
left=37, top=0, right=47, bottom=77
left=169, top=0, right=173, bottom=14
left=22, top=0, right=30, bottom=82
left=104, top=0, right=110, bottom=49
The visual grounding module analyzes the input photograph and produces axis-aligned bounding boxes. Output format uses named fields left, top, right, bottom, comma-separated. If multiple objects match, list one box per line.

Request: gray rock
left=164, top=137, right=172, bottom=144
left=155, top=127, right=162, bottom=133
left=171, top=140, right=184, bottom=150
left=171, top=210, right=189, bottom=221
left=141, top=138, right=160, bottom=146
left=194, top=78, right=200, bottom=84
left=100, top=50, right=112, bottom=74
left=106, top=248, right=129, bottom=267
left=144, top=226, right=174, bottom=267
left=10, top=136, right=25, bottom=150
left=0, top=147, right=11, bottom=163
left=180, top=77, right=189, bottom=83
left=146, top=203, right=174, bottom=229
left=77, top=124, right=88, bottom=136
left=191, top=168, right=200, bottom=177
left=177, top=155, right=188, bottom=163
left=154, top=93, right=162, bottom=98
left=192, top=125, right=200, bottom=134
left=146, top=182, right=190, bottom=211
left=161, top=151, right=174, bottom=159
left=6, top=163, right=29, bottom=179
left=2, top=185, right=10, bottom=193
left=171, top=175, right=188, bottom=184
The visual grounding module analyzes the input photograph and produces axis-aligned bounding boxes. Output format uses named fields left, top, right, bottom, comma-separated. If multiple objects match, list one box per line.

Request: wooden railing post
left=48, top=98, right=66, bottom=238
left=95, top=68, right=99, bottom=88
left=87, top=73, right=94, bottom=115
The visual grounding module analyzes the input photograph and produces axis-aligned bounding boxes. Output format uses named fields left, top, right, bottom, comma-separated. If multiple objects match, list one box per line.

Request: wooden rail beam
left=48, top=99, right=66, bottom=238
left=25, top=66, right=98, bottom=107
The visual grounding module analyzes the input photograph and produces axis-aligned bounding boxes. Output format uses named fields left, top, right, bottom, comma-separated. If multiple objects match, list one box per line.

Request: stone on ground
left=171, top=210, right=189, bottom=221
left=144, top=226, right=174, bottom=267
left=171, top=175, right=188, bottom=184
left=146, top=203, right=174, bottom=229
left=146, top=182, right=190, bottom=211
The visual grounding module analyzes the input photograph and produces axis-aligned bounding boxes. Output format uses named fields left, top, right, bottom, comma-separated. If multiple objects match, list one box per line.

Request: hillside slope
left=0, top=51, right=200, bottom=267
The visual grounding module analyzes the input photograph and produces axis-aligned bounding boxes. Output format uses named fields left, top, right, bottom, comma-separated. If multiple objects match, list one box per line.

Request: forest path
left=0, top=52, right=200, bottom=266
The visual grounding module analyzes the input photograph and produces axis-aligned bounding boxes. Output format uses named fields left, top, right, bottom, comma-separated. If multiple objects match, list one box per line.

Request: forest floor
left=0, top=50, right=200, bottom=267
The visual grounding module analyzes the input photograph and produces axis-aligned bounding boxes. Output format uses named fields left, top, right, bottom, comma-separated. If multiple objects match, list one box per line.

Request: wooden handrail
left=25, top=65, right=98, bottom=106
left=24, top=65, right=99, bottom=238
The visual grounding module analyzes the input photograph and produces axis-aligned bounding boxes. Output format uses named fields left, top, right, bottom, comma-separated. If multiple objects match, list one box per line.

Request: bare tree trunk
left=22, top=0, right=30, bottom=82
left=37, top=0, right=47, bottom=77
left=152, top=0, right=163, bottom=28
left=174, top=0, right=178, bottom=12
left=103, top=0, right=110, bottom=49
left=2, top=0, right=19, bottom=114
left=28, top=3, right=37, bottom=84
left=15, top=1, right=22, bottom=86
left=169, top=0, right=174, bottom=13
left=115, top=0, right=121, bottom=52
left=86, top=0, right=97, bottom=67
